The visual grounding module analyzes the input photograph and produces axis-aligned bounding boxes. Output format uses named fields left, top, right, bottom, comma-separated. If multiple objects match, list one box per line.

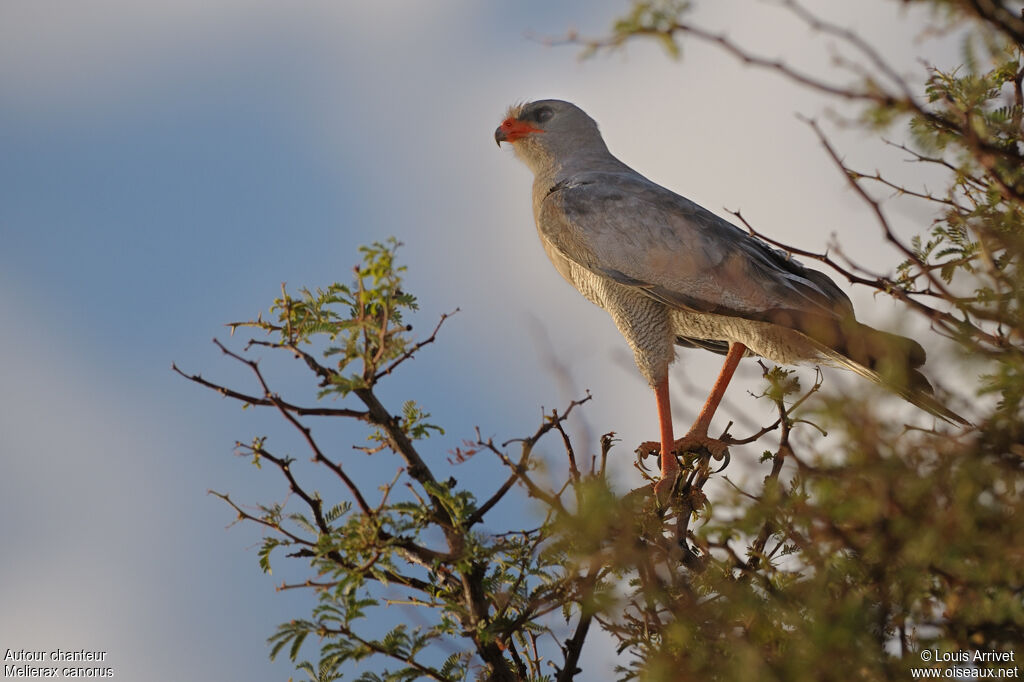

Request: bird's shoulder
left=542, top=170, right=709, bottom=228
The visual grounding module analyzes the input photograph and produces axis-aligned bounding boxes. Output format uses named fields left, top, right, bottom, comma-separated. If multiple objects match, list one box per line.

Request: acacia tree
left=179, top=2, right=1024, bottom=680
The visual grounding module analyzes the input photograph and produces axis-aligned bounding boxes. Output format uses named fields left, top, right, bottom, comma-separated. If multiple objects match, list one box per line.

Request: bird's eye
left=533, top=107, right=554, bottom=123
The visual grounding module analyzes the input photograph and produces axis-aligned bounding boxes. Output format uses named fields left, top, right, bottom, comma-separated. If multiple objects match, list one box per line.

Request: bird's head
left=495, top=99, right=608, bottom=175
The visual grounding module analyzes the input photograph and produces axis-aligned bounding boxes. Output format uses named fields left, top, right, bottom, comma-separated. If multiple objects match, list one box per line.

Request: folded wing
left=539, top=171, right=857, bottom=337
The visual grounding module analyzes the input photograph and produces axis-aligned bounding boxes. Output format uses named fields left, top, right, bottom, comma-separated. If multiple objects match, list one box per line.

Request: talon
left=635, top=440, right=663, bottom=474
left=635, top=440, right=661, bottom=460
left=711, top=449, right=731, bottom=474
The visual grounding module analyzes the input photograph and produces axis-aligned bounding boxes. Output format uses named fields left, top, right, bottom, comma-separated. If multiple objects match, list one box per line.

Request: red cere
left=500, top=117, right=544, bottom=142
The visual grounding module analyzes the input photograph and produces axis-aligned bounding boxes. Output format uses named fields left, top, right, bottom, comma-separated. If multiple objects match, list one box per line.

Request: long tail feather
left=811, top=322, right=969, bottom=426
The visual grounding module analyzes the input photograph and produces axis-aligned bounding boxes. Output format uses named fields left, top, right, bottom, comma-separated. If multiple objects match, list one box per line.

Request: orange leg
left=689, top=342, right=746, bottom=437
left=653, top=374, right=678, bottom=490
left=651, top=342, right=747, bottom=502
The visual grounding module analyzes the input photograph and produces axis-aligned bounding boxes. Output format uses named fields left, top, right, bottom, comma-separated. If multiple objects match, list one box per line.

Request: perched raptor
left=495, top=99, right=966, bottom=500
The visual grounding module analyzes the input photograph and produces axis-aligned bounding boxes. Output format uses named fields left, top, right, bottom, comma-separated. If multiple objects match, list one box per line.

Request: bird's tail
left=807, top=319, right=969, bottom=426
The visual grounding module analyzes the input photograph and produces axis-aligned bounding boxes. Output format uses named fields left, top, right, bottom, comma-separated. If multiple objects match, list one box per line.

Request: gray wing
left=538, top=171, right=855, bottom=340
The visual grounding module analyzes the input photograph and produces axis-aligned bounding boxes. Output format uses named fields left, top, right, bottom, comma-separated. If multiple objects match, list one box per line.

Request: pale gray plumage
left=496, top=99, right=965, bottom=425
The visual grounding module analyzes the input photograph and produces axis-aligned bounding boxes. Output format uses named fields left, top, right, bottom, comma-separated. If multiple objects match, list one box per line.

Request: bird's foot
left=634, top=441, right=678, bottom=506
left=636, top=432, right=730, bottom=506
left=672, top=431, right=730, bottom=461
left=635, top=441, right=661, bottom=468
left=636, top=433, right=730, bottom=463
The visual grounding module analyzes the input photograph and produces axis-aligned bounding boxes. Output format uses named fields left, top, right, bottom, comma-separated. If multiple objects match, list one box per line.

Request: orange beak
left=494, top=117, right=543, bottom=146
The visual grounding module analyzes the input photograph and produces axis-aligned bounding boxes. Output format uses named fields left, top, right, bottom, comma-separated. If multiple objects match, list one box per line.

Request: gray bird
left=495, top=99, right=966, bottom=500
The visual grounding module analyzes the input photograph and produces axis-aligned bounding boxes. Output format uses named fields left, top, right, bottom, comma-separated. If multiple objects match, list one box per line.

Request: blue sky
left=0, top=2, right=967, bottom=679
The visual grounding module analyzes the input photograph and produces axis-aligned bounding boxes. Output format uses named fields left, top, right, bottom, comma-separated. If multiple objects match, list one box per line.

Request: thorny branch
left=374, top=308, right=459, bottom=381
left=170, top=360, right=369, bottom=419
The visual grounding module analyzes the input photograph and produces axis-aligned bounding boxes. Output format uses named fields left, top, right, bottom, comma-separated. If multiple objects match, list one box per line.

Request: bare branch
left=777, top=0, right=915, bottom=99
left=469, top=395, right=592, bottom=525
left=375, top=308, right=459, bottom=381
left=171, top=361, right=368, bottom=419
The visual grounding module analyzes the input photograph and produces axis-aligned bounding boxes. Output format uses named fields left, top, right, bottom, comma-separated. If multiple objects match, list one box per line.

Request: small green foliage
left=257, top=502, right=284, bottom=529
left=269, top=619, right=313, bottom=663
left=761, top=366, right=801, bottom=404
left=574, top=0, right=692, bottom=58
left=295, top=658, right=342, bottom=682
left=609, top=0, right=690, bottom=58
left=365, top=401, right=444, bottom=453
left=230, top=237, right=421, bottom=399
left=258, top=537, right=281, bottom=574
left=399, top=400, right=444, bottom=440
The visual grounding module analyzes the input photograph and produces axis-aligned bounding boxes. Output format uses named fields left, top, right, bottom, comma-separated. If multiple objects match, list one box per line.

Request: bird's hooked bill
left=494, top=117, right=543, bottom=146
